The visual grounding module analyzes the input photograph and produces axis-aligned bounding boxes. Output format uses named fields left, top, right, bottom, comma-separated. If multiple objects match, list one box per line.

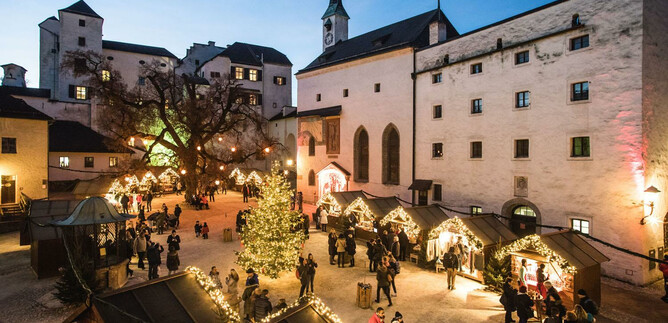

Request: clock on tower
left=322, top=0, right=349, bottom=51
left=325, top=33, right=334, bottom=46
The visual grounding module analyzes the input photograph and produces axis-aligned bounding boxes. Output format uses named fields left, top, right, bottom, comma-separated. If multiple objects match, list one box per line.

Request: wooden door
left=1, top=175, right=16, bottom=204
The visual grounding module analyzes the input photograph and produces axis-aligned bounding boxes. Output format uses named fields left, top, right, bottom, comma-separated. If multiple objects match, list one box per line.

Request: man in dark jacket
left=146, top=191, right=153, bottom=211
left=345, top=232, right=356, bottom=267
left=502, top=277, right=517, bottom=323
left=328, top=231, right=337, bottom=265
left=577, top=289, right=598, bottom=316
left=147, top=241, right=164, bottom=280
left=516, top=285, right=533, bottom=323
left=397, top=229, right=409, bottom=261
left=367, top=240, right=376, bottom=272
left=442, top=247, right=458, bottom=290
left=544, top=281, right=564, bottom=319
left=302, top=213, right=310, bottom=239
left=167, top=230, right=181, bottom=251
left=173, top=204, right=182, bottom=228
left=373, top=239, right=387, bottom=272
left=120, top=194, right=130, bottom=214
left=254, top=289, right=272, bottom=322
left=375, top=265, right=392, bottom=306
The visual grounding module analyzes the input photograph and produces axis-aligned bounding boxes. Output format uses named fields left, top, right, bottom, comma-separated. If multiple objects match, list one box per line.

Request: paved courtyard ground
left=1, top=191, right=667, bottom=322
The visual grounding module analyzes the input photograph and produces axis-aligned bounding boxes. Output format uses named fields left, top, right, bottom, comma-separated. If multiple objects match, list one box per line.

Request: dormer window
left=372, top=34, right=392, bottom=47
left=324, top=18, right=332, bottom=32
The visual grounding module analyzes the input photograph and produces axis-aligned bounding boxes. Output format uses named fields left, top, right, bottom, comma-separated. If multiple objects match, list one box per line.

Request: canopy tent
left=498, top=231, right=609, bottom=306
left=261, top=294, right=342, bottom=323
left=52, top=197, right=135, bottom=226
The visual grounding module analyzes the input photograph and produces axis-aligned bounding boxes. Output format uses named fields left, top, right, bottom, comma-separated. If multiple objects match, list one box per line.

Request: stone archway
left=501, top=198, right=542, bottom=237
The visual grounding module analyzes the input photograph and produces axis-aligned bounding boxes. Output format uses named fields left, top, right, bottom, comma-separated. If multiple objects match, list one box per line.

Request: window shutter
left=85, top=87, right=90, bottom=100
left=244, top=68, right=250, bottom=80
left=230, top=66, right=235, bottom=77
left=68, top=85, right=75, bottom=98
left=257, top=70, right=263, bottom=82
left=273, top=76, right=277, bottom=84
left=258, top=94, right=263, bottom=105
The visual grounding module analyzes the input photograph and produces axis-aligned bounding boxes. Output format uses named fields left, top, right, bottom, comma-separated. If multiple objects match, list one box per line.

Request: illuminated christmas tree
left=236, top=163, right=305, bottom=279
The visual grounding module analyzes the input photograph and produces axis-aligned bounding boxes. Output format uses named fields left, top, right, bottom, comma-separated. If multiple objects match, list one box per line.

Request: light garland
left=316, top=193, right=341, bottom=215
left=140, top=171, right=158, bottom=186
left=108, top=179, right=124, bottom=195
left=186, top=266, right=241, bottom=322
left=229, top=168, right=246, bottom=185
left=158, top=168, right=179, bottom=182
left=380, top=206, right=421, bottom=240
left=428, top=217, right=484, bottom=251
left=343, top=197, right=374, bottom=223
left=246, top=171, right=263, bottom=185
left=494, top=234, right=577, bottom=274
left=124, top=175, right=139, bottom=191
left=260, top=294, right=342, bottom=323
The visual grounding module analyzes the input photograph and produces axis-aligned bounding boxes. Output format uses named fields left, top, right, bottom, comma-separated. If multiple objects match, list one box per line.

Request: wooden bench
left=435, top=263, right=445, bottom=273
left=409, top=253, right=419, bottom=264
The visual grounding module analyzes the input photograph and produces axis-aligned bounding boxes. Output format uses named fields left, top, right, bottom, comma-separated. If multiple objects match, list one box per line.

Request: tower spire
left=438, top=0, right=441, bottom=10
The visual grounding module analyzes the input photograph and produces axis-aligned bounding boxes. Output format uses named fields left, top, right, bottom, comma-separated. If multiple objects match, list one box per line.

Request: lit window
left=515, top=139, right=529, bottom=158
left=84, top=157, right=94, bottom=168
left=513, top=206, right=536, bottom=217
left=571, top=82, right=589, bottom=101
left=571, top=136, right=590, bottom=157
left=235, top=67, right=244, bottom=80
left=249, top=69, right=258, bottom=81
left=433, top=184, right=442, bottom=201
left=59, top=157, right=70, bottom=168
left=109, top=157, right=118, bottom=168
left=471, top=206, right=483, bottom=215
left=2, top=137, right=17, bottom=154
left=274, top=76, right=286, bottom=85
left=432, top=73, right=442, bottom=84
left=470, top=141, right=482, bottom=158
left=432, top=143, right=443, bottom=158
left=75, top=86, right=87, bottom=100
left=101, top=70, right=110, bottom=82
left=571, top=219, right=590, bottom=234
left=471, top=99, right=482, bottom=114
left=515, top=51, right=530, bottom=64
left=249, top=94, right=258, bottom=105
left=433, top=105, right=442, bottom=119
left=516, top=91, right=530, bottom=108
left=570, top=35, right=589, bottom=51
left=470, top=63, right=482, bottom=74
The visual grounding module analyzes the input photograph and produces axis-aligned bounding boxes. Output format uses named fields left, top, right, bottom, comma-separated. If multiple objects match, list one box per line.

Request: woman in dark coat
left=544, top=281, right=564, bottom=320
left=345, top=232, right=356, bottom=267
left=166, top=246, right=180, bottom=275
left=298, top=258, right=310, bottom=297
left=515, top=285, right=534, bottom=323
left=307, top=253, right=318, bottom=293
left=327, top=230, right=337, bottom=265
left=502, top=277, right=517, bottom=323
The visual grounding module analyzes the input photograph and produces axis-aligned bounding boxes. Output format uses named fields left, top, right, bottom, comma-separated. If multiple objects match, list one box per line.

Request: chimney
left=429, top=20, right=447, bottom=45
left=208, top=41, right=215, bottom=46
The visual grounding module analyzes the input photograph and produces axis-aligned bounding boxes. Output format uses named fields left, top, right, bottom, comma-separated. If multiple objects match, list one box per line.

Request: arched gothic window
left=308, top=136, right=316, bottom=156
left=308, top=170, right=315, bottom=186
left=354, top=127, right=369, bottom=181
left=382, top=125, right=400, bottom=184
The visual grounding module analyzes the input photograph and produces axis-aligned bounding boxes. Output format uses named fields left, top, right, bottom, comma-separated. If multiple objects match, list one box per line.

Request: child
left=202, top=222, right=210, bottom=239
left=195, top=220, right=202, bottom=238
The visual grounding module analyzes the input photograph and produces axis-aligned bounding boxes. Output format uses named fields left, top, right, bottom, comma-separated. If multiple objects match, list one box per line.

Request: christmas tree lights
left=494, top=234, right=577, bottom=274
left=428, top=217, right=484, bottom=251
left=236, top=163, right=305, bottom=279
left=186, top=266, right=241, bottom=322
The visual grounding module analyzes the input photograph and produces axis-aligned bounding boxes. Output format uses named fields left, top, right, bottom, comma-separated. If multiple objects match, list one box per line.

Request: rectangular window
left=433, top=105, right=442, bottom=119
left=109, top=157, right=118, bottom=168
left=571, top=219, right=590, bottom=234
left=432, top=73, right=442, bottom=84
left=471, top=206, right=483, bottom=215
left=84, top=157, right=94, bottom=168
left=101, top=70, right=110, bottom=82
left=515, top=139, right=530, bottom=158
left=432, top=143, right=443, bottom=158
left=316, top=94, right=321, bottom=102
left=470, top=141, right=482, bottom=158
left=79, top=19, right=85, bottom=27
left=470, top=63, right=482, bottom=74
left=571, top=82, right=589, bottom=101
left=343, top=89, right=349, bottom=97
left=249, top=69, right=258, bottom=81
left=138, top=77, right=146, bottom=86
left=570, top=35, right=589, bottom=51
left=75, top=86, right=87, bottom=100
left=59, top=157, right=70, bottom=168
left=78, top=37, right=86, bottom=47
left=516, top=91, right=530, bottom=108
left=433, top=184, right=442, bottom=201
left=374, top=83, right=381, bottom=93
left=1, top=137, right=17, bottom=154
left=274, top=76, right=286, bottom=85
left=571, top=136, right=591, bottom=157
left=515, top=51, right=530, bottom=64
left=234, top=67, right=244, bottom=80
left=249, top=94, right=258, bottom=105
left=210, top=71, right=221, bottom=78
left=471, top=99, right=482, bottom=114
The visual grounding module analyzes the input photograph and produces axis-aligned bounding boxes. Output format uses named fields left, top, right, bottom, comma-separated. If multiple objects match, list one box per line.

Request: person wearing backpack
left=501, top=277, right=517, bottom=323
left=577, top=289, right=598, bottom=317
left=443, top=247, right=458, bottom=290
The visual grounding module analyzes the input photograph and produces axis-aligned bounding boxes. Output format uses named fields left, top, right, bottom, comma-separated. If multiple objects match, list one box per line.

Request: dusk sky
left=0, top=0, right=554, bottom=105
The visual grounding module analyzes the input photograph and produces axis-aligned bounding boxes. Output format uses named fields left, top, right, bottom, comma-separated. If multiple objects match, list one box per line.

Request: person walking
left=373, top=239, right=387, bottom=272
left=298, top=258, right=310, bottom=297
left=501, top=277, right=517, bottom=323
left=375, top=265, right=393, bottom=307
left=303, top=213, right=310, bottom=239
left=146, top=191, right=153, bottom=211
left=253, top=289, right=273, bottom=322
left=320, top=207, right=329, bottom=232
left=147, top=241, right=164, bottom=280
left=166, top=246, right=180, bottom=275
left=201, top=222, right=210, bottom=239
left=120, top=194, right=130, bottom=214
left=297, top=191, right=303, bottom=212
left=194, top=220, right=202, bottom=238
left=390, top=236, right=400, bottom=259
left=442, top=246, right=458, bottom=290
left=328, top=230, right=337, bottom=265
left=208, top=185, right=215, bottom=202
left=314, top=206, right=322, bottom=230
left=516, top=285, right=534, bottom=323
left=242, top=184, right=249, bottom=203
left=156, top=209, right=166, bottom=235
left=167, top=230, right=181, bottom=251
left=398, top=228, right=409, bottom=261
left=369, top=307, right=385, bottom=323
left=173, top=204, right=182, bottom=228
left=134, top=232, right=147, bottom=270
left=367, top=240, right=377, bottom=272
left=336, top=234, right=347, bottom=268
left=306, top=253, right=318, bottom=293
left=387, top=255, right=399, bottom=296
left=346, top=232, right=356, bottom=267
left=577, top=289, right=598, bottom=317
left=176, top=181, right=182, bottom=195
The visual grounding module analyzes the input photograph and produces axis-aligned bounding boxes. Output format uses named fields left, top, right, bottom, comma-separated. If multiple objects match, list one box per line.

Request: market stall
left=316, top=191, right=366, bottom=231
left=229, top=168, right=266, bottom=188
left=427, top=215, right=517, bottom=282
left=260, top=294, right=342, bottom=323
left=344, top=196, right=401, bottom=241
left=158, top=168, right=180, bottom=192
left=139, top=171, right=158, bottom=192
left=497, top=231, right=609, bottom=308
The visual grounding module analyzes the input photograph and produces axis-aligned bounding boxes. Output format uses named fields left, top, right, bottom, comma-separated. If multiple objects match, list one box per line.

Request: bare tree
left=63, top=50, right=276, bottom=200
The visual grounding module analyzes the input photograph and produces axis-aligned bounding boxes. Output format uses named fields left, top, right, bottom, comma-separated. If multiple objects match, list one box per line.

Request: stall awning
left=26, top=200, right=80, bottom=242
left=366, top=197, right=402, bottom=218
left=461, top=215, right=518, bottom=246
left=408, top=179, right=432, bottom=191
left=540, top=231, right=610, bottom=269
left=404, top=205, right=449, bottom=230
left=329, top=191, right=365, bottom=210
left=72, top=176, right=117, bottom=197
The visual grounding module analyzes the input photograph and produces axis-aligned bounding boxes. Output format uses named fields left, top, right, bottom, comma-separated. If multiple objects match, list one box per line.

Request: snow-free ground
left=1, top=191, right=667, bottom=322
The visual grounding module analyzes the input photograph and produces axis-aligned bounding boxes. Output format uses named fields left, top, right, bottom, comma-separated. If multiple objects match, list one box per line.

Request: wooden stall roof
left=329, top=190, right=366, bottom=210
left=68, top=272, right=221, bottom=323
left=267, top=300, right=334, bottom=323
left=404, top=205, right=449, bottom=229
left=460, top=215, right=518, bottom=246
left=72, top=175, right=117, bottom=196
left=26, top=200, right=80, bottom=242
left=366, top=197, right=401, bottom=218
left=541, top=230, right=610, bottom=269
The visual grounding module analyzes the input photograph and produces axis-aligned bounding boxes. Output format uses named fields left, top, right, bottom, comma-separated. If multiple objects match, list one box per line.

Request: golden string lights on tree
left=428, top=217, right=484, bottom=251
left=260, top=294, right=342, bottom=323
left=380, top=206, right=421, bottom=239
left=494, top=234, right=577, bottom=274
left=185, top=266, right=241, bottom=322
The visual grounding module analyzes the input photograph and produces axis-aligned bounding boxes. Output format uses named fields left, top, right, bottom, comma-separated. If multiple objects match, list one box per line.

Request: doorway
left=511, top=205, right=537, bottom=237
left=1, top=175, right=17, bottom=204
left=417, top=190, right=428, bottom=206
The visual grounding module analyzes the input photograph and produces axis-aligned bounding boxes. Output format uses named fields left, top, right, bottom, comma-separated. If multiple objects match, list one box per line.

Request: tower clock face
left=325, top=32, right=334, bottom=45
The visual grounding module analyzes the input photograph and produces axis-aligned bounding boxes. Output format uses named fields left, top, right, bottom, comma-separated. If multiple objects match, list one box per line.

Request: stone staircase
left=0, top=203, right=23, bottom=217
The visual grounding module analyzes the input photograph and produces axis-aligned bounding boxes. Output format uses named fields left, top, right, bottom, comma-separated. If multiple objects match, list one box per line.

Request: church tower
left=322, top=0, right=349, bottom=51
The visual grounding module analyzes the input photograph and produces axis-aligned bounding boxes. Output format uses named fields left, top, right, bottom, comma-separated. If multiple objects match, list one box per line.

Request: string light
left=380, top=206, right=421, bottom=240
left=218, top=137, right=223, bottom=142
left=158, top=168, right=180, bottom=182
left=264, top=147, right=271, bottom=153
left=229, top=168, right=245, bottom=185
left=316, top=193, right=342, bottom=215
left=429, top=217, right=484, bottom=251
left=180, top=169, right=187, bottom=175
left=260, top=294, right=342, bottom=323
left=286, top=159, right=294, bottom=166
left=344, top=197, right=374, bottom=229
left=494, top=234, right=577, bottom=274
left=231, top=147, right=237, bottom=152
left=186, top=266, right=241, bottom=322
left=219, top=165, right=225, bottom=171
left=215, top=180, right=220, bottom=186
left=197, top=145, right=202, bottom=151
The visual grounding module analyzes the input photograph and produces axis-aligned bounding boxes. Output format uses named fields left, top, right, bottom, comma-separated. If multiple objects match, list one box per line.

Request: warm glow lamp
left=641, top=185, right=661, bottom=225
left=286, top=159, right=294, bottom=166
left=231, top=147, right=237, bottom=152
left=215, top=180, right=220, bottom=186
left=180, top=169, right=186, bottom=175
left=219, top=165, right=225, bottom=171
left=264, top=147, right=271, bottom=153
